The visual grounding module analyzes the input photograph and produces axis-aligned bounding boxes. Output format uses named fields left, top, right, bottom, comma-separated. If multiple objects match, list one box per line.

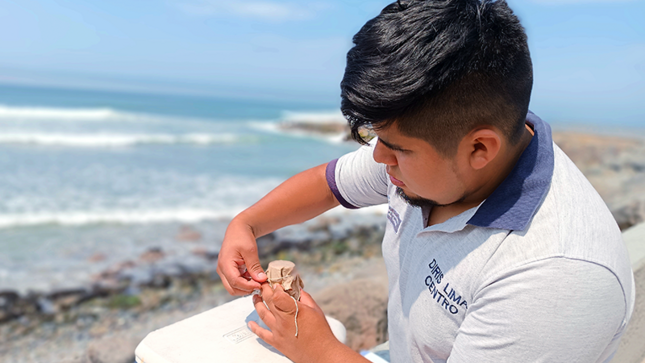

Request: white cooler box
left=134, top=296, right=347, bottom=363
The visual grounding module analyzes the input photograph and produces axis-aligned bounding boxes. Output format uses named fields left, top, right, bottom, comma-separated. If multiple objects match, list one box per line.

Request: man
left=216, top=0, right=635, bottom=362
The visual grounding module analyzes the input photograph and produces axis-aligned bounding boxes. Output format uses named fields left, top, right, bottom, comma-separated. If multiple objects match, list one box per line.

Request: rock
left=307, top=216, right=340, bottom=233
left=96, top=260, right=137, bottom=283
left=146, top=273, right=171, bottom=289
left=0, top=290, right=19, bottom=305
left=260, top=220, right=383, bottom=257
left=47, top=288, right=90, bottom=311
left=60, top=355, right=90, bottom=363
left=60, top=354, right=90, bottom=363
left=314, top=279, right=389, bottom=352
left=0, top=290, right=20, bottom=322
left=88, top=253, right=107, bottom=263
left=89, top=323, right=110, bottom=337
left=47, top=288, right=87, bottom=301
left=139, top=247, right=165, bottom=264
left=553, top=132, right=645, bottom=230
left=109, top=260, right=137, bottom=273
left=175, top=225, right=202, bottom=242
left=0, top=292, right=42, bottom=322
left=119, top=266, right=154, bottom=286
left=256, top=232, right=282, bottom=258
left=138, top=289, right=168, bottom=310
left=37, top=297, right=57, bottom=315
left=87, top=336, right=139, bottom=363
left=192, top=247, right=219, bottom=260
left=91, top=277, right=128, bottom=296
left=279, top=121, right=349, bottom=135
left=175, top=254, right=213, bottom=275
left=276, top=119, right=374, bottom=142
left=612, top=199, right=645, bottom=231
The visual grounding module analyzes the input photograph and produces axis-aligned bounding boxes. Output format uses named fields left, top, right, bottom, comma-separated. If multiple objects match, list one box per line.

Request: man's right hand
left=215, top=163, right=339, bottom=296
left=216, top=218, right=268, bottom=295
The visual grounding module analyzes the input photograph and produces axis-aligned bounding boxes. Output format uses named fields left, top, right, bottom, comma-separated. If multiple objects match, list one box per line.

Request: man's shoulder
left=542, top=141, right=619, bottom=237
left=496, top=142, right=632, bottom=292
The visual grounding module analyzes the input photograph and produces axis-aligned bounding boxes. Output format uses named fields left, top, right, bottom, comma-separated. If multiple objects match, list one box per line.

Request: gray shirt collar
left=466, top=111, right=555, bottom=231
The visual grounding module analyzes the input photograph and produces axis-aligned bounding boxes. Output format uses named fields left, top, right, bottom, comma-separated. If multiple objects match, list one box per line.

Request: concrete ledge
left=613, top=223, right=645, bottom=363
left=623, top=223, right=645, bottom=266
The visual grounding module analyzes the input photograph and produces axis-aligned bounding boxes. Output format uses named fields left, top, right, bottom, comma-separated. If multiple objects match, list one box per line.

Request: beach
left=2, top=127, right=644, bottom=362
left=1, top=85, right=645, bottom=362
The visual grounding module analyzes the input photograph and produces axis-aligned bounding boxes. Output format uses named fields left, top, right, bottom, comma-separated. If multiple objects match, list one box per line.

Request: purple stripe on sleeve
left=326, top=159, right=359, bottom=209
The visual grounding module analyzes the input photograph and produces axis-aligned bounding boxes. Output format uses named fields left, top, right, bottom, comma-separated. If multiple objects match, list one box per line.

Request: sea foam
left=0, top=104, right=212, bottom=125
left=280, top=110, right=346, bottom=124
left=0, top=105, right=130, bottom=121
left=0, top=133, right=245, bottom=147
left=0, top=208, right=246, bottom=228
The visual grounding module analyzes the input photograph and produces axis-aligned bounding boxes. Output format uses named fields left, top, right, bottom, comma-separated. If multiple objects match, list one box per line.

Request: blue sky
left=0, top=0, right=643, bottom=125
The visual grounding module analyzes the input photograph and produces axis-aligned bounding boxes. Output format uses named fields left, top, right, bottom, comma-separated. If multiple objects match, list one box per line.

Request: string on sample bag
left=291, top=295, right=299, bottom=337
left=266, top=260, right=304, bottom=338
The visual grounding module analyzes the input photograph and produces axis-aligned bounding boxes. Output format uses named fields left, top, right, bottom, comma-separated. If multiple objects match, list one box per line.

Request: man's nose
left=373, top=139, right=397, bottom=166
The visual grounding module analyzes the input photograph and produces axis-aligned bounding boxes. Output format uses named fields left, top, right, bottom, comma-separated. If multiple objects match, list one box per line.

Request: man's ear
left=461, top=128, right=502, bottom=170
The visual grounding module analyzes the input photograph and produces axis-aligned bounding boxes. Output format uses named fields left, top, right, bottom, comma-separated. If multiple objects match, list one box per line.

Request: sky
left=0, top=0, right=643, bottom=125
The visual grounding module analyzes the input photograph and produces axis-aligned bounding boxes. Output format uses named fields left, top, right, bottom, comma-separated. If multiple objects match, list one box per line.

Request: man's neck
left=427, top=124, right=535, bottom=227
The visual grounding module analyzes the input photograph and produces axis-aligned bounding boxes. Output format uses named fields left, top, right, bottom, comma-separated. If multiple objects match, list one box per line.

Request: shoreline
left=0, top=214, right=388, bottom=362
left=2, top=126, right=644, bottom=314
left=2, top=126, right=645, bottom=361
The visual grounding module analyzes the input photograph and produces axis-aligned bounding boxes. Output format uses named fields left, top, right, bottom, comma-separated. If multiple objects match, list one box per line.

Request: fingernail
left=258, top=272, right=267, bottom=279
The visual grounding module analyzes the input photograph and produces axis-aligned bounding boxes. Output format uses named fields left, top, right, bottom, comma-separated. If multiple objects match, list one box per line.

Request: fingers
left=216, top=220, right=265, bottom=296
left=253, top=293, right=276, bottom=328
left=248, top=321, right=274, bottom=344
left=271, top=285, right=299, bottom=314
left=241, top=270, right=253, bottom=280
left=219, top=259, right=262, bottom=294
left=258, top=283, right=295, bottom=315
left=219, top=273, right=254, bottom=296
left=259, top=281, right=275, bottom=304
left=218, top=273, right=257, bottom=295
left=240, top=249, right=267, bottom=283
left=238, top=264, right=253, bottom=280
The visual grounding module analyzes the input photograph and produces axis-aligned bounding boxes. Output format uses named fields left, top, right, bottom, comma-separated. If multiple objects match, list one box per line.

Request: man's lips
left=389, top=174, right=405, bottom=187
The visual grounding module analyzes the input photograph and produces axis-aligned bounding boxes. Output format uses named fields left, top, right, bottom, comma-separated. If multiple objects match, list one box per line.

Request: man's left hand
left=248, top=282, right=351, bottom=363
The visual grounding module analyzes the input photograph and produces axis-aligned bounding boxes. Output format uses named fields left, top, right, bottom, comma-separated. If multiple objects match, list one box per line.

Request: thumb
left=240, top=248, right=267, bottom=283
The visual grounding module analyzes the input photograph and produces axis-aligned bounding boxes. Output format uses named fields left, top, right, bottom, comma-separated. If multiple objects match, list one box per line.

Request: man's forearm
left=234, top=163, right=340, bottom=238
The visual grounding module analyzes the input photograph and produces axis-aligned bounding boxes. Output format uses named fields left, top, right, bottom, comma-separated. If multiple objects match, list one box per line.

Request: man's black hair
left=340, top=0, right=533, bottom=156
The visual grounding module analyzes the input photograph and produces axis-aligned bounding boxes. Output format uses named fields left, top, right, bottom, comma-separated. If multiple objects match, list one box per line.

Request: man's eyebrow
left=378, top=138, right=407, bottom=151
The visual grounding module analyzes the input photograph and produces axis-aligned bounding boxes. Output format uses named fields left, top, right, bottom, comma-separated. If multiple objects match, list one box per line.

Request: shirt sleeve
left=448, top=258, right=628, bottom=363
left=326, top=140, right=389, bottom=209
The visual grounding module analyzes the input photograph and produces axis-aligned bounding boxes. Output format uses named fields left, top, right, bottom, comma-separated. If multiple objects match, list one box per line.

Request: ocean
left=2, top=83, right=642, bottom=295
left=0, top=84, right=361, bottom=294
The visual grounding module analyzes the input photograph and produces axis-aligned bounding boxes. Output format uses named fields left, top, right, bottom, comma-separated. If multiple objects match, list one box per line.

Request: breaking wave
left=0, top=104, right=146, bottom=122
left=0, top=133, right=247, bottom=147
left=280, top=110, right=346, bottom=124
left=0, top=208, right=245, bottom=228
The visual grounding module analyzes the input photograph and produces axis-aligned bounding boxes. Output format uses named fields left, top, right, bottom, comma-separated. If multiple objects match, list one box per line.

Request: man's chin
left=396, top=187, right=467, bottom=209
left=396, top=187, right=440, bottom=208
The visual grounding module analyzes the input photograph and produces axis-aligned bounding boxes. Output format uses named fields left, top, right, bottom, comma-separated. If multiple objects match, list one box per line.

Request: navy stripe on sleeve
left=326, top=159, right=359, bottom=209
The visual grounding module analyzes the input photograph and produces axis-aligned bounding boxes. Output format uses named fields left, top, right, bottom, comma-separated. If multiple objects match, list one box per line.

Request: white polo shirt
left=326, top=112, right=635, bottom=363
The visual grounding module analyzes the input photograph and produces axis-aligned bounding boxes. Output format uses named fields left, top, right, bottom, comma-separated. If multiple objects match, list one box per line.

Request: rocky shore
left=2, top=123, right=645, bottom=363
left=552, top=132, right=645, bottom=230
left=0, top=212, right=388, bottom=362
